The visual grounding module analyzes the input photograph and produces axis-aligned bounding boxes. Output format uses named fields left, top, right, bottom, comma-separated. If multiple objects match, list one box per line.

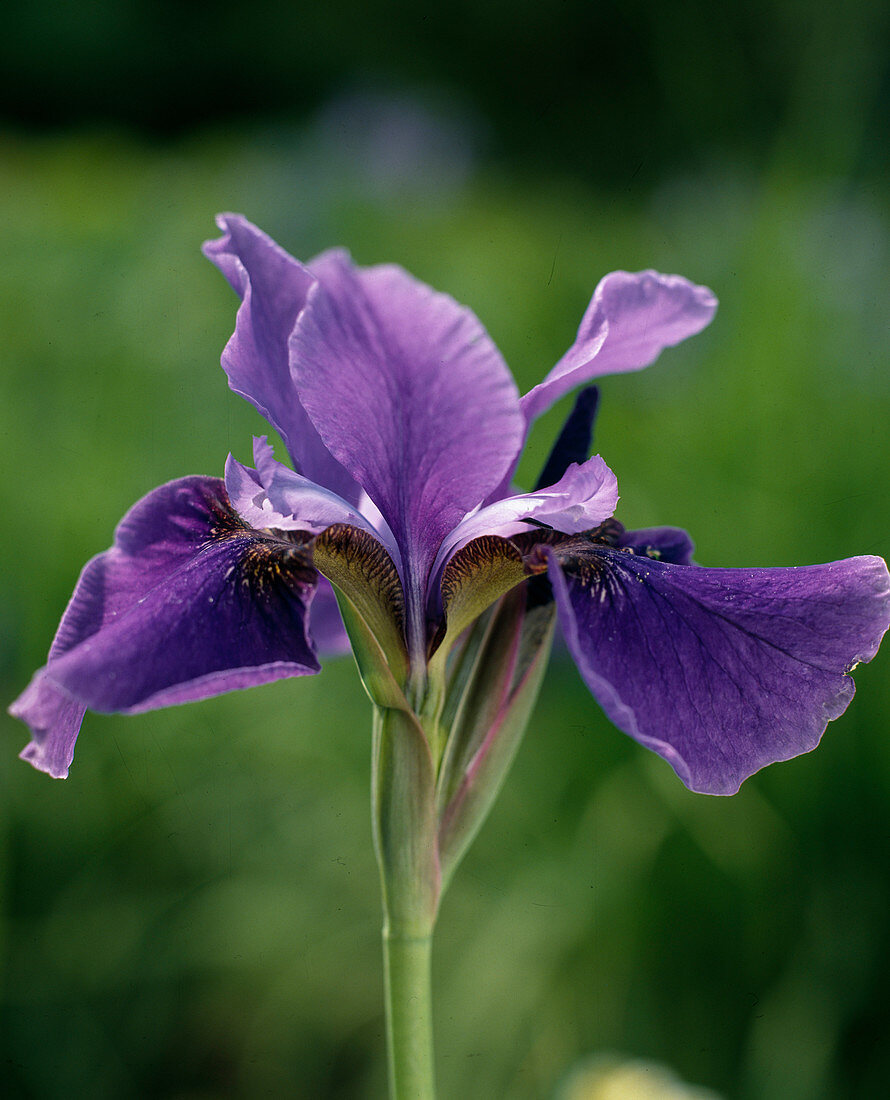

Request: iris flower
left=11, top=214, right=890, bottom=810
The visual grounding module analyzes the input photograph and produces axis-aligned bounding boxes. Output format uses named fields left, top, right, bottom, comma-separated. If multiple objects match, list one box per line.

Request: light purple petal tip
left=546, top=547, right=890, bottom=795
left=521, top=270, right=718, bottom=424
left=225, top=441, right=383, bottom=539
left=11, top=675, right=85, bottom=779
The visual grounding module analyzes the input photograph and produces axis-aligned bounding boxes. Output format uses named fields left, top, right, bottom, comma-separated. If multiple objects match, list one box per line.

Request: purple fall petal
left=291, top=249, right=524, bottom=590
left=11, top=477, right=321, bottom=776
left=546, top=547, right=890, bottom=794
left=521, top=271, right=718, bottom=425
left=202, top=215, right=359, bottom=501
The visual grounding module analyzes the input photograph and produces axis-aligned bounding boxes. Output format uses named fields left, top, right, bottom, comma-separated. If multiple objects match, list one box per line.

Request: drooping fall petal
left=11, top=477, right=321, bottom=776
left=545, top=545, right=890, bottom=794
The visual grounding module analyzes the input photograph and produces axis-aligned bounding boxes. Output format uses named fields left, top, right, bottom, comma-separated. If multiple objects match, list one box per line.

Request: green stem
left=383, top=929, right=436, bottom=1100
left=371, top=704, right=440, bottom=1098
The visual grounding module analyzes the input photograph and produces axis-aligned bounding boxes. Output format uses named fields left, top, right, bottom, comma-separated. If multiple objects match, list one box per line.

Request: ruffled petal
left=545, top=546, right=890, bottom=794
left=521, top=271, right=717, bottom=424
left=10, top=477, right=321, bottom=776
left=10, top=677, right=85, bottom=780
left=434, top=455, right=618, bottom=577
left=225, top=439, right=390, bottom=546
left=291, top=249, right=524, bottom=590
left=202, top=215, right=359, bottom=501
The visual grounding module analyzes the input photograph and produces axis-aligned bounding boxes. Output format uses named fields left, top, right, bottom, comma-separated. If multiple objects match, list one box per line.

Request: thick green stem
left=383, top=929, right=436, bottom=1100
left=372, top=705, right=440, bottom=1098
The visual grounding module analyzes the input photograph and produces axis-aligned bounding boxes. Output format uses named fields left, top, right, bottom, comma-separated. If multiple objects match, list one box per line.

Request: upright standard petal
left=203, top=215, right=359, bottom=501
left=11, top=477, right=321, bottom=776
left=544, top=545, right=890, bottom=795
left=291, top=250, right=524, bottom=589
left=521, top=271, right=717, bottom=425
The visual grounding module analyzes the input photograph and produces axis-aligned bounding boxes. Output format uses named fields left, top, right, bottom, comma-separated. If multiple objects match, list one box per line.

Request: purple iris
left=11, top=215, right=890, bottom=794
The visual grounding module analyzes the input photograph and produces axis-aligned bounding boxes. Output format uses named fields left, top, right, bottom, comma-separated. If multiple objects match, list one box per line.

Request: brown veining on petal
left=311, top=524, right=409, bottom=685
left=313, top=524, right=405, bottom=636
left=434, top=535, right=529, bottom=659
left=440, top=536, right=524, bottom=609
left=511, top=518, right=626, bottom=576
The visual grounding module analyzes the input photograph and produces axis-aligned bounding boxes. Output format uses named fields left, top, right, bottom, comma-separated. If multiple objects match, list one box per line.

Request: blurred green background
left=2, top=3, right=889, bottom=1097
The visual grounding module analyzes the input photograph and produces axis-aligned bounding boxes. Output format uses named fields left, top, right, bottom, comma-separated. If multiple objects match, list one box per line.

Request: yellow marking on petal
left=436, top=535, right=528, bottom=657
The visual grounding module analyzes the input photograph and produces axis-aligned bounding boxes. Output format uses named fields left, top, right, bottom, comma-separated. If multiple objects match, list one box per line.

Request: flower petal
left=533, top=386, right=600, bottom=491
left=545, top=546, right=890, bottom=794
left=224, top=439, right=390, bottom=548
left=10, top=678, right=85, bottom=780
left=521, top=271, right=718, bottom=424
left=308, top=578, right=351, bottom=656
left=291, top=249, right=524, bottom=588
left=434, top=454, right=619, bottom=577
left=10, top=477, right=321, bottom=776
left=618, top=525, right=696, bottom=565
left=203, top=215, right=359, bottom=501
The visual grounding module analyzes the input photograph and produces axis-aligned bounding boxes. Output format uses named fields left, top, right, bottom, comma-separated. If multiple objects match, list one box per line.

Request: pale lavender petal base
left=10, top=477, right=321, bottom=777
left=308, top=578, right=351, bottom=656
left=225, top=441, right=387, bottom=544
left=546, top=547, right=890, bottom=794
left=434, top=454, right=619, bottom=577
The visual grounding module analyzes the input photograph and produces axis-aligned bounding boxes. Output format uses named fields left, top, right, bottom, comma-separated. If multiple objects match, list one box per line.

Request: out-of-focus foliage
left=1, top=123, right=888, bottom=1098
left=2, top=0, right=889, bottom=186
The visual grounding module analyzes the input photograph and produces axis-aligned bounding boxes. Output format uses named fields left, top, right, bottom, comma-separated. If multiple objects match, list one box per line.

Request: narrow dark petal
left=545, top=544, right=890, bottom=794
left=618, top=525, right=696, bottom=565
left=534, top=386, right=600, bottom=490
left=10, top=477, right=321, bottom=777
